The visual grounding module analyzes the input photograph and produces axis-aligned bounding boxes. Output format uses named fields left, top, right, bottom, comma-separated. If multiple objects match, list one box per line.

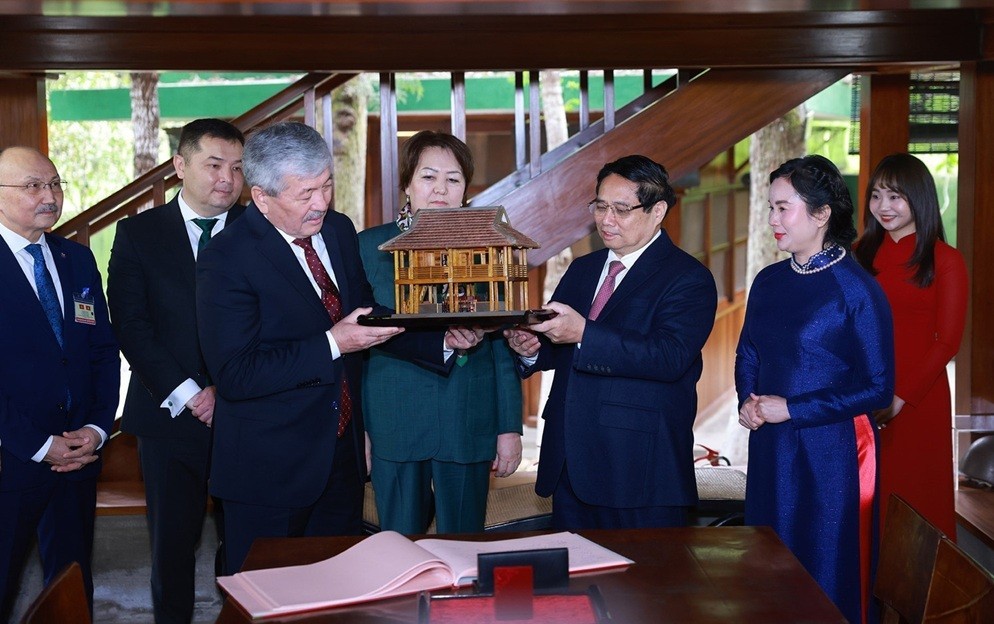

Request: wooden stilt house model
left=378, top=206, right=539, bottom=316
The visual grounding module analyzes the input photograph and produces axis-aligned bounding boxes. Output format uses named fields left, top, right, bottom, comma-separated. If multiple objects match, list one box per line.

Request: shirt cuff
left=519, top=353, right=538, bottom=367
left=160, top=378, right=203, bottom=418
left=84, top=425, right=109, bottom=450
left=33, top=435, right=55, bottom=462
left=327, top=331, right=342, bottom=360
left=443, top=339, right=455, bottom=363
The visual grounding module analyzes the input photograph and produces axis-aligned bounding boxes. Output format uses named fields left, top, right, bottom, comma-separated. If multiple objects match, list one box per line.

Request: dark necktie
left=192, top=218, right=219, bottom=252
left=588, top=260, right=625, bottom=321
left=25, top=243, right=64, bottom=347
left=292, top=236, right=351, bottom=437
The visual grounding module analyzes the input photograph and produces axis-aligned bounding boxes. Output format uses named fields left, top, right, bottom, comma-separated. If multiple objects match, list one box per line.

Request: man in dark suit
left=107, top=119, right=245, bottom=624
left=196, top=122, right=483, bottom=572
left=0, top=147, right=120, bottom=619
left=505, top=155, right=717, bottom=530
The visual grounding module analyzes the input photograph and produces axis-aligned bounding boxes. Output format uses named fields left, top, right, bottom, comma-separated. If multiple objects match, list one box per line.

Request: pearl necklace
left=790, top=244, right=846, bottom=275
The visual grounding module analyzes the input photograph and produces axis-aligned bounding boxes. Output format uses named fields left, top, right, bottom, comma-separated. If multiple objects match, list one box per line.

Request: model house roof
left=378, top=206, right=540, bottom=251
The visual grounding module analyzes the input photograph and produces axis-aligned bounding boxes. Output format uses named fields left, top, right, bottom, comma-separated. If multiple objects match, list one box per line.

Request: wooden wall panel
left=698, top=293, right=746, bottom=414
left=956, top=61, right=994, bottom=417
left=0, top=75, right=47, bottom=152
left=857, top=73, right=910, bottom=231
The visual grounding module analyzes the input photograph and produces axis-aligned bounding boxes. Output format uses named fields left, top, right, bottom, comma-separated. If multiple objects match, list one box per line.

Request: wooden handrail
left=54, top=71, right=358, bottom=244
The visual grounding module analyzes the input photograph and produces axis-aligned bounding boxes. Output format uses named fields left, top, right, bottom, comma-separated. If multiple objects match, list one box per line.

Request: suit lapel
left=46, top=234, right=75, bottom=345
left=0, top=237, right=51, bottom=325
left=161, top=198, right=198, bottom=292
left=249, top=205, right=328, bottom=319
left=594, top=230, right=671, bottom=320
left=319, top=217, right=350, bottom=309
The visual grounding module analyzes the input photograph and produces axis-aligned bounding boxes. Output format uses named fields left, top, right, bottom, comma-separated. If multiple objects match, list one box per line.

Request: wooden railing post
left=379, top=72, right=399, bottom=224
left=528, top=70, right=541, bottom=178
left=451, top=72, right=466, bottom=142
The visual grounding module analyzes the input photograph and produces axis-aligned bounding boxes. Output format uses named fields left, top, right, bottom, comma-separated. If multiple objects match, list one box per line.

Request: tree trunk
left=129, top=71, right=160, bottom=178
left=538, top=70, right=572, bottom=301
left=746, top=106, right=807, bottom=291
left=535, top=70, right=571, bottom=434
left=332, top=77, right=369, bottom=229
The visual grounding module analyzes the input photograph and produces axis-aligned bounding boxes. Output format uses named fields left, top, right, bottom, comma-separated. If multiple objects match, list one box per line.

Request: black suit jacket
left=522, top=230, right=718, bottom=508
left=196, top=204, right=450, bottom=508
left=108, top=196, right=246, bottom=440
left=0, top=233, right=120, bottom=491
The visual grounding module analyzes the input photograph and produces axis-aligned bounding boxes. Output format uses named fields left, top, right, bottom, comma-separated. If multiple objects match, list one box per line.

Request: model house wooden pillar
left=0, top=74, right=48, bottom=153
left=857, top=73, right=910, bottom=230
left=955, top=61, right=994, bottom=419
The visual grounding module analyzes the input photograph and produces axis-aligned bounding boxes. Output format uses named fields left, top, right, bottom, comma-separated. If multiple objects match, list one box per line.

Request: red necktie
left=293, top=237, right=352, bottom=437
left=588, top=260, right=625, bottom=321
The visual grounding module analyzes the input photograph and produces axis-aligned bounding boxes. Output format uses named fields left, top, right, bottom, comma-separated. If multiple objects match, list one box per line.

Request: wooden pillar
left=955, top=61, right=994, bottom=419
left=857, top=73, right=910, bottom=230
left=0, top=74, right=47, bottom=153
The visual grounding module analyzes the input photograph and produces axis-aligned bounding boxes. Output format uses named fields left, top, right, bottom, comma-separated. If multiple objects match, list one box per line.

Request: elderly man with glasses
left=0, top=147, right=119, bottom=620
left=505, top=154, right=717, bottom=530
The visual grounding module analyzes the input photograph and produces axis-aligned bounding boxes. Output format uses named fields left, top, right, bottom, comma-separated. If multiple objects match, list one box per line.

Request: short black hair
left=769, top=154, right=857, bottom=249
left=177, top=118, right=245, bottom=160
left=596, top=155, right=677, bottom=214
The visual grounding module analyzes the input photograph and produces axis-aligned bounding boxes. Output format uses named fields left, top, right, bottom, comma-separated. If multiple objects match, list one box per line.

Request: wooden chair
left=19, top=561, right=91, bottom=624
left=921, top=538, right=994, bottom=623
left=875, top=494, right=945, bottom=624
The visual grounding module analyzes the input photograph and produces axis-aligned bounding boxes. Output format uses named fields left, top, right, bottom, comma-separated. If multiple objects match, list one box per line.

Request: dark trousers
left=371, top=457, right=490, bottom=534
left=0, top=476, right=97, bottom=622
left=551, top=463, right=688, bottom=530
left=138, top=433, right=215, bottom=624
left=222, top=423, right=363, bottom=573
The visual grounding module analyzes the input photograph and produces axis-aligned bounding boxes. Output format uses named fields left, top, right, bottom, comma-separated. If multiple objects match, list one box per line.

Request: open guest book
left=217, top=530, right=633, bottom=619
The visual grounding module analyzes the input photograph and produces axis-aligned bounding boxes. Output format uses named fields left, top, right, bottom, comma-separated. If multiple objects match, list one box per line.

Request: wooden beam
left=0, top=74, right=47, bottom=152
left=956, top=61, right=994, bottom=418
left=497, top=67, right=850, bottom=266
left=0, top=11, right=981, bottom=71
left=857, top=73, right=910, bottom=231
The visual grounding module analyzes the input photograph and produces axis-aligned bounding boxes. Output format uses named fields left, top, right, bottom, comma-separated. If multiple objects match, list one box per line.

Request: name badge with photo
left=74, top=289, right=96, bottom=325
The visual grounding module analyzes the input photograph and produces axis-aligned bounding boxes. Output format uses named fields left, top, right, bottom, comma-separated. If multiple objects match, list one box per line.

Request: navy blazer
left=108, top=196, right=245, bottom=440
left=524, top=230, right=717, bottom=508
left=0, top=233, right=120, bottom=491
left=196, top=205, right=449, bottom=509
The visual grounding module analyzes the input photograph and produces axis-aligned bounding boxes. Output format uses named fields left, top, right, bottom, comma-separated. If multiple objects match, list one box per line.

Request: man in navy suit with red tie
left=505, top=155, right=717, bottom=530
left=0, top=147, right=120, bottom=619
left=196, top=122, right=483, bottom=572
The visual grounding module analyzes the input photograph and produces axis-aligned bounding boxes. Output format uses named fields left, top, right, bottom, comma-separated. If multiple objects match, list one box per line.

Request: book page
left=217, top=531, right=456, bottom=617
left=415, top=532, right=634, bottom=585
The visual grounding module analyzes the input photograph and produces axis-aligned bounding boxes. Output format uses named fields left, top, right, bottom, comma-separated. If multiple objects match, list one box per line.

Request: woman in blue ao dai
left=736, top=155, right=894, bottom=624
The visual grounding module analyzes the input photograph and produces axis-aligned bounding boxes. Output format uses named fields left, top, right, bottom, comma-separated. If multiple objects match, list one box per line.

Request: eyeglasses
left=587, top=199, right=645, bottom=219
left=0, top=180, right=68, bottom=195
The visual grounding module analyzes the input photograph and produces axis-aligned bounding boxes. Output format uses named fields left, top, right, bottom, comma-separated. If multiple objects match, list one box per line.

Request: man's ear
left=251, top=187, right=269, bottom=214
left=653, top=200, right=669, bottom=224
left=173, top=154, right=186, bottom=180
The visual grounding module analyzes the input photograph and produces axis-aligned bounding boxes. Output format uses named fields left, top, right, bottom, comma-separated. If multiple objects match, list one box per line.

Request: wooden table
left=215, top=527, right=846, bottom=623
left=956, top=485, right=994, bottom=549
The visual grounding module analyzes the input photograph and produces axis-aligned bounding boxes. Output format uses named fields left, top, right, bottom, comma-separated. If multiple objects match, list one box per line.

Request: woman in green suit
left=359, top=130, right=523, bottom=534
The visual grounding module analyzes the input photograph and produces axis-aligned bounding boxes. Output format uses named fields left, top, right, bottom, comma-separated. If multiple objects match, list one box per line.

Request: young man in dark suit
left=196, top=122, right=484, bottom=573
left=0, top=147, right=120, bottom=620
left=505, top=155, right=718, bottom=530
left=107, top=119, right=245, bottom=624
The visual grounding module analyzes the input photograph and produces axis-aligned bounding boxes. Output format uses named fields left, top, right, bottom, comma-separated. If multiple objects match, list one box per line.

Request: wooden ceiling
left=0, top=1, right=990, bottom=72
